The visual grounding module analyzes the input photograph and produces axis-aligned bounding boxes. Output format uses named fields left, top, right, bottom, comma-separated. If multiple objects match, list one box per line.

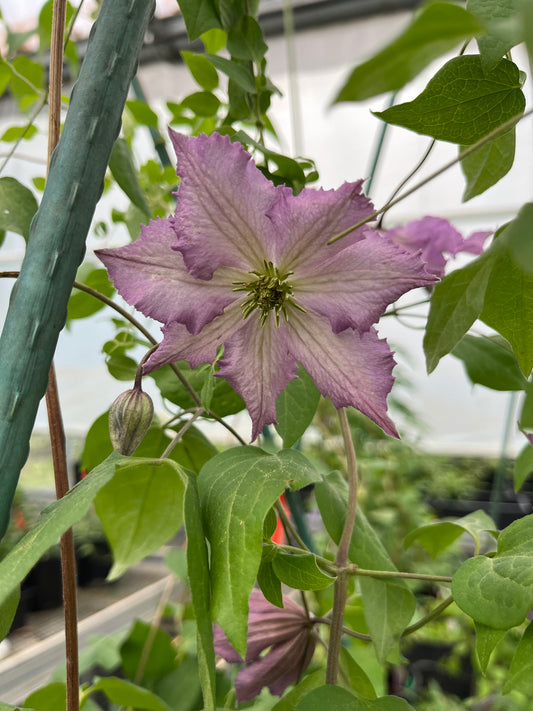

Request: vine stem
left=326, top=408, right=358, bottom=685
left=44, top=2, right=79, bottom=711
left=328, top=106, right=533, bottom=245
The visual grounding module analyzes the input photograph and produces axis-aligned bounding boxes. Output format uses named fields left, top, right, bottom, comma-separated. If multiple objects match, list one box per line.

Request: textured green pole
left=0, top=0, right=155, bottom=537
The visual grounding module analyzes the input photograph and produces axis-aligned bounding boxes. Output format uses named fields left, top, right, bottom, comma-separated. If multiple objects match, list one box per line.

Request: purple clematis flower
left=97, top=131, right=435, bottom=440
left=214, top=589, right=316, bottom=702
left=386, top=216, right=491, bottom=278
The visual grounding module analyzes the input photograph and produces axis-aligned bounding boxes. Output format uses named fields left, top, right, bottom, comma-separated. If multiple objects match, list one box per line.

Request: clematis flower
left=385, top=216, right=491, bottom=278
left=214, top=589, right=316, bottom=702
left=97, top=131, right=435, bottom=440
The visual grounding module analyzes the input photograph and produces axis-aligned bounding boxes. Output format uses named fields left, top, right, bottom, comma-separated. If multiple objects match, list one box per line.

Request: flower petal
left=267, top=181, right=374, bottom=272
left=235, top=630, right=315, bottom=702
left=170, top=131, right=281, bottom=278
left=461, top=230, right=491, bottom=255
left=286, top=310, right=398, bottom=437
left=218, top=315, right=299, bottom=441
left=293, top=232, right=435, bottom=333
left=142, top=301, right=244, bottom=373
left=96, top=218, right=242, bottom=334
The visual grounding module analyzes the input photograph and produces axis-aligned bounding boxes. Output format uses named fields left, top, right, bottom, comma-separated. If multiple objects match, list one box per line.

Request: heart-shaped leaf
left=453, top=514, right=533, bottom=629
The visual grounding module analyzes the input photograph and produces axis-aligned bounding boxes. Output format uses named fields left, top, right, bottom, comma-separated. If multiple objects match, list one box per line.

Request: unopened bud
left=109, top=386, right=154, bottom=456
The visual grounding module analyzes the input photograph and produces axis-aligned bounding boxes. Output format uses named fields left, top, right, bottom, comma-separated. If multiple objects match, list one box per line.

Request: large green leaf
left=181, top=51, right=219, bottom=91
left=504, top=620, right=533, bottom=694
left=0, top=453, right=123, bottom=607
left=0, top=177, right=38, bottom=241
left=24, top=683, right=66, bottom=711
left=182, top=469, right=216, bottom=711
left=120, top=620, right=176, bottom=682
left=0, top=586, right=20, bottom=641
left=481, top=248, right=533, bottom=377
left=177, top=0, right=221, bottom=41
left=198, top=446, right=319, bottom=656
left=94, top=458, right=185, bottom=579
left=460, top=128, right=515, bottom=201
left=503, top=202, right=533, bottom=274
left=468, top=0, right=523, bottom=69
left=514, top=444, right=533, bottom=492
left=474, top=622, right=506, bottom=674
left=272, top=552, right=335, bottom=590
left=88, top=677, right=172, bottom=711
left=271, top=670, right=326, bottom=711
left=335, top=2, right=483, bottom=102
left=374, top=56, right=525, bottom=144
left=205, top=53, right=257, bottom=93
left=295, top=686, right=415, bottom=711
left=315, top=472, right=415, bottom=662
left=109, top=138, right=151, bottom=218
left=451, top=334, right=528, bottom=391
left=405, top=510, right=497, bottom=559
left=424, top=255, right=493, bottom=373
left=453, top=514, right=533, bottom=629
left=275, top=367, right=320, bottom=448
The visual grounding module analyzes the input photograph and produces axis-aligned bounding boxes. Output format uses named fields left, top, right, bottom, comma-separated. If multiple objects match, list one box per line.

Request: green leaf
left=227, top=16, right=268, bottom=63
left=205, top=53, right=257, bottom=93
left=481, top=245, right=533, bottom=376
left=168, top=425, right=218, bottom=475
left=335, top=2, right=483, bottom=102
left=0, top=453, right=123, bottom=607
left=150, top=362, right=245, bottom=417
left=0, top=705, right=34, bottom=711
left=520, top=383, right=533, bottom=430
left=451, top=334, right=528, bottom=391
left=94, top=458, right=185, bottom=579
left=121, top=620, right=176, bottom=682
left=198, top=446, right=319, bottom=656
left=109, top=138, right=151, bottom=218
left=295, top=686, right=415, bottom=711
left=125, top=99, right=159, bottom=127
left=474, top=621, right=506, bottom=674
left=182, top=91, right=221, bottom=117
left=201, top=28, right=227, bottom=54
left=338, top=646, right=377, bottom=700
left=0, top=177, right=38, bottom=241
left=275, top=367, right=320, bottom=448
left=504, top=620, right=533, bottom=694
left=89, top=677, right=172, bottom=711
left=424, top=255, right=493, bottom=373
left=0, top=586, right=20, bottom=640
left=460, top=128, right=515, bottom=201
left=67, top=265, right=115, bottom=322
left=24, top=683, right=66, bottom=711
left=515, top=444, right=533, bottom=491
left=10, top=56, right=43, bottom=106
left=181, top=51, right=219, bottom=90
left=181, top=469, right=216, bottom=711
left=374, top=56, right=525, bottom=144
left=177, top=0, right=222, bottom=41
left=315, top=472, right=415, bottom=662
left=1, top=125, right=38, bottom=142
left=503, top=202, right=533, bottom=274
left=453, top=514, right=533, bottom=629
left=405, top=510, right=497, bottom=559
left=257, top=556, right=283, bottom=608
left=272, top=552, right=335, bottom=590
left=271, top=670, right=326, bottom=711
left=468, top=0, right=522, bottom=69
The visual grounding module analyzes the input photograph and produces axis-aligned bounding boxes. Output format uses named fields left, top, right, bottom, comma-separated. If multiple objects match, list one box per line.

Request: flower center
left=233, top=260, right=301, bottom=326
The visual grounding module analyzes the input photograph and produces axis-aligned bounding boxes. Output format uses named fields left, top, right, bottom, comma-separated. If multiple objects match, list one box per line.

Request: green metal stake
left=0, top=0, right=155, bottom=538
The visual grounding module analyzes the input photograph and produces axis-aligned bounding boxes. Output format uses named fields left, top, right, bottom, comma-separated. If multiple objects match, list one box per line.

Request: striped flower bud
left=109, top=386, right=153, bottom=456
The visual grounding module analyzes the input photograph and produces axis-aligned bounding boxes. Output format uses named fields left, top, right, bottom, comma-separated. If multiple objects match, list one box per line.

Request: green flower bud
left=109, top=386, right=154, bottom=456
